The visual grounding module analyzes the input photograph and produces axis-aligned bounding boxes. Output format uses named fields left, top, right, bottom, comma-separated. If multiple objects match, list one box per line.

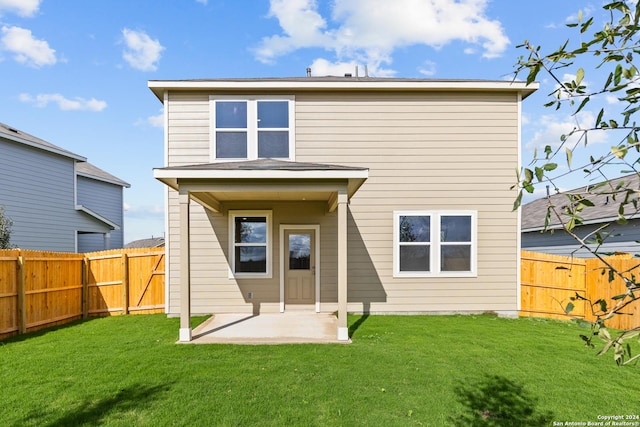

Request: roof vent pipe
left=365, top=65, right=369, bottom=77
left=355, top=65, right=359, bottom=77
left=306, top=67, right=311, bottom=77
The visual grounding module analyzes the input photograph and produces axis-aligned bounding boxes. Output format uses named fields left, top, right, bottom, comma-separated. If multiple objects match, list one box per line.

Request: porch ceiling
left=153, top=159, right=369, bottom=213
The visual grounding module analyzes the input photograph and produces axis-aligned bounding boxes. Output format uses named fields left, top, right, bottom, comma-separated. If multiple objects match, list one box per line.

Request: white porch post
left=337, top=190, right=349, bottom=341
left=178, top=189, right=192, bottom=342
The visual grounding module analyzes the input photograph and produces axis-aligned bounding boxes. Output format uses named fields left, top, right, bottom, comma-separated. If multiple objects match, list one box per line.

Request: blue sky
left=0, top=0, right=621, bottom=243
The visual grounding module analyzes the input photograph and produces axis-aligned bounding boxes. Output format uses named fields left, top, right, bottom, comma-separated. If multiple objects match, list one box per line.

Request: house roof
left=124, top=237, right=165, bottom=249
left=77, top=161, right=131, bottom=188
left=0, top=121, right=86, bottom=161
left=154, top=158, right=369, bottom=213
left=521, top=173, right=640, bottom=232
left=148, top=76, right=538, bottom=102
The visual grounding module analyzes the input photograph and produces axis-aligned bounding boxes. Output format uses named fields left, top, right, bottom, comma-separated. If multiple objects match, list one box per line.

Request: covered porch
left=154, top=159, right=368, bottom=343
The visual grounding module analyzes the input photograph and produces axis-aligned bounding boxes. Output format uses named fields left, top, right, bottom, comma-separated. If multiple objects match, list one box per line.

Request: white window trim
left=393, top=210, right=477, bottom=278
left=229, top=210, right=273, bottom=279
left=209, top=95, right=296, bottom=162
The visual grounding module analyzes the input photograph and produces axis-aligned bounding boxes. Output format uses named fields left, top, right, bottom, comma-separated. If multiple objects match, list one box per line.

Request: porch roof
left=153, top=159, right=369, bottom=213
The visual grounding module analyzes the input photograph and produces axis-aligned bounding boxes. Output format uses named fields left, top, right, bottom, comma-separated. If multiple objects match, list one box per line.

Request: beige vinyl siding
left=295, top=92, right=519, bottom=313
left=163, top=89, right=521, bottom=315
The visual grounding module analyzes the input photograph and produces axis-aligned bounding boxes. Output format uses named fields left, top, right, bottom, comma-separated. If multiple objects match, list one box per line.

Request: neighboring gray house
left=0, top=122, right=130, bottom=253
left=522, top=173, right=640, bottom=257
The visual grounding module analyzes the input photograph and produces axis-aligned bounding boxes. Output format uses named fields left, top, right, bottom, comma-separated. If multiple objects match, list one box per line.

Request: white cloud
left=525, top=111, right=608, bottom=151
left=308, top=57, right=395, bottom=77
left=418, top=60, right=436, bottom=76
left=19, top=93, right=107, bottom=111
left=135, top=109, right=164, bottom=128
left=1, top=25, right=56, bottom=67
left=121, top=28, right=164, bottom=72
left=195, top=0, right=208, bottom=4
left=0, top=0, right=40, bottom=17
left=255, top=0, right=509, bottom=73
left=606, top=95, right=619, bottom=104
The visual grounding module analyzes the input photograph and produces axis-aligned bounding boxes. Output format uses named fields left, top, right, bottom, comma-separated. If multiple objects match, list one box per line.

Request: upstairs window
left=211, top=97, right=295, bottom=161
left=393, top=210, right=477, bottom=277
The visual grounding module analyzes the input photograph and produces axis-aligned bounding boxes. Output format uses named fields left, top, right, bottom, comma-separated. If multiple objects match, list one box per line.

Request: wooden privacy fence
left=521, top=250, right=640, bottom=330
left=0, top=247, right=164, bottom=340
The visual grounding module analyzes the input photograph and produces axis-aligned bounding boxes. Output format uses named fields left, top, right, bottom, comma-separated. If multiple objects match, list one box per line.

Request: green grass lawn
left=1, top=314, right=638, bottom=426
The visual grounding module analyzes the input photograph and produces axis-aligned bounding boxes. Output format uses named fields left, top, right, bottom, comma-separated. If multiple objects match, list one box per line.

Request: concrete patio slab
left=187, top=312, right=350, bottom=344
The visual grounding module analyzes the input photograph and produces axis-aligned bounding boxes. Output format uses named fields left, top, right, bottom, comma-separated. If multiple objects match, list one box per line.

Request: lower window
left=229, top=211, right=272, bottom=278
left=394, top=210, right=477, bottom=277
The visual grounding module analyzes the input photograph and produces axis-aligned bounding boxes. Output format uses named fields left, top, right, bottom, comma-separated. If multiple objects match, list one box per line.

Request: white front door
left=284, top=229, right=315, bottom=305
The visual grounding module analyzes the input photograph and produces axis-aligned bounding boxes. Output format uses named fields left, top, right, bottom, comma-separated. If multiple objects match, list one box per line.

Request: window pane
left=441, top=245, right=471, bottom=271
left=441, top=216, right=471, bottom=242
left=399, top=216, right=430, bottom=242
left=258, top=131, right=289, bottom=158
left=258, top=101, right=288, bottom=128
left=235, top=217, right=267, bottom=243
left=289, top=234, right=311, bottom=270
left=216, top=102, right=247, bottom=128
left=216, top=132, right=247, bottom=158
left=236, top=247, right=267, bottom=273
left=399, top=245, right=430, bottom=272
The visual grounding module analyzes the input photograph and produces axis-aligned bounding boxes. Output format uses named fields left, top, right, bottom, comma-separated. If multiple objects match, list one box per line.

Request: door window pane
left=258, top=131, right=289, bottom=158
left=258, top=101, right=288, bottom=128
left=399, top=245, right=430, bottom=272
left=289, top=234, right=311, bottom=270
left=216, top=132, right=247, bottom=158
left=216, top=102, right=247, bottom=128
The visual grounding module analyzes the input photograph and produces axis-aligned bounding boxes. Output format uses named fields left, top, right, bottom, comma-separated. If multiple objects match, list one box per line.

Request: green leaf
left=576, top=67, right=584, bottom=84
left=611, top=293, right=627, bottom=300
left=565, top=302, right=575, bottom=314
left=535, top=167, right=544, bottom=182
left=595, top=108, right=605, bottom=126
left=614, top=63, right=623, bottom=85
left=524, top=168, right=533, bottom=183
left=513, top=191, right=523, bottom=211
left=543, top=163, right=558, bottom=171
left=575, top=96, right=590, bottom=114
left=566, top=148, right=573, bottom=167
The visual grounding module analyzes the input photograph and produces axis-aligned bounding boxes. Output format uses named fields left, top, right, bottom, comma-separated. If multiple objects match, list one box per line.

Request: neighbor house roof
left=0, top=122, right=86, bottom=161
left=521, top=173, right=640, bottom=232
left=148, top=76, right=538, bottom=102
left=77, top=161, right=131, bottom=188
left=124, top=237, right=165, bottom=249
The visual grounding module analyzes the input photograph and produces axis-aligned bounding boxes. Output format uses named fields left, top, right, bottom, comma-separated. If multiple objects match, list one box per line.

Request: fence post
left=82, top=257, right=88, bottom=319
left=122, top=253, right=129, bottom=315
left=16, top=255, right=26, bottom=334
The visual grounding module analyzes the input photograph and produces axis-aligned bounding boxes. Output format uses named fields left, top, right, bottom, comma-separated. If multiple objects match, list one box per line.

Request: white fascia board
left=149, top=79, right=536, bottom=91
left=153, top=168, right=369, bottom=180
left=148, top=80, right=539, bottom=102
left=76, top=172, right=131, bottom=188
left=76, top=205, right=120, bottom=230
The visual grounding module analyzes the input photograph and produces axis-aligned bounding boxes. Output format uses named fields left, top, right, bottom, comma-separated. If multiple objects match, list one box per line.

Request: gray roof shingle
left=521, top=173, right=640, bottom=230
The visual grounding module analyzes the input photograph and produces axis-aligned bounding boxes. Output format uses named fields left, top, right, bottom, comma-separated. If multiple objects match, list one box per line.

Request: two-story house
left=0, top=122, right=130, bottom=253
left=150, top=77, right=537, bottom=341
